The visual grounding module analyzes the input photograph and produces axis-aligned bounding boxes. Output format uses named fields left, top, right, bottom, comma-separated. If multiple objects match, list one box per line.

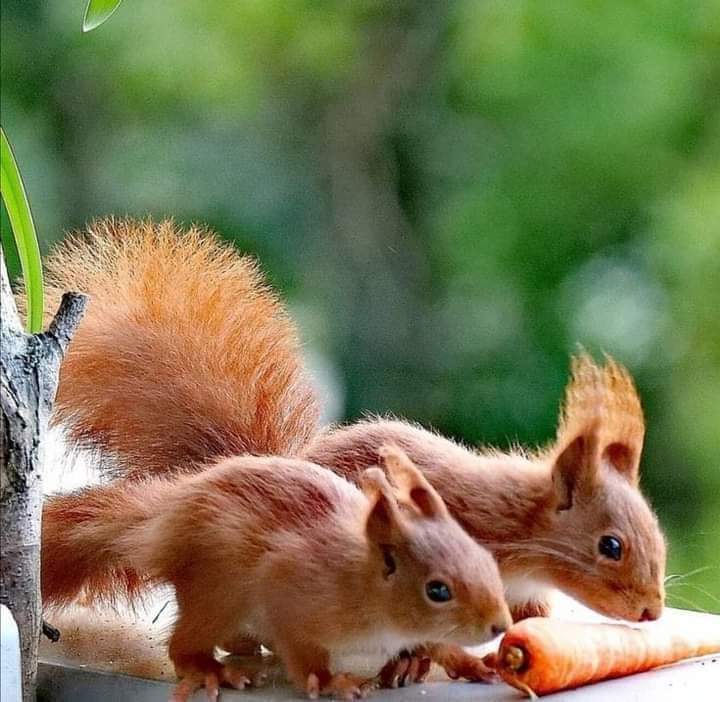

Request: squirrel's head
left=361, top=445, right=511, bottom=647
left=539, top=354, right=666, bottom=621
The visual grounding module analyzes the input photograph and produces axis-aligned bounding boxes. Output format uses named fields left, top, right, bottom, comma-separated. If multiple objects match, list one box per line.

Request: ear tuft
left=557, top=352, right=644, bottom=485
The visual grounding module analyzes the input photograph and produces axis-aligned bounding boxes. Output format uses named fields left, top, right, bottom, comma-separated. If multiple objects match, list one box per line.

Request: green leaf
left=1, top=127, right=44, bottom=333
left=83, top=0, right=125, bottom=33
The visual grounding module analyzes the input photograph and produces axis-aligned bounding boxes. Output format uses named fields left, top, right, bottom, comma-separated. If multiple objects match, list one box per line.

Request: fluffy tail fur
left=41, top=481, right=159, bottom=608
left=37, top=218, right=320, bottom=478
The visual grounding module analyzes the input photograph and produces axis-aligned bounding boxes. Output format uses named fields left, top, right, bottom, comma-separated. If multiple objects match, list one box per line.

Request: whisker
left=666, top=592, right=710, bottom=615
left=667, top=582, right=720, bottom=608
left=664, top=565, right=716, bottom=584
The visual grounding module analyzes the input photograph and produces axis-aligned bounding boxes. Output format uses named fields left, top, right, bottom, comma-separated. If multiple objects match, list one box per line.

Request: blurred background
left=2, top=1, right=718, bottom=610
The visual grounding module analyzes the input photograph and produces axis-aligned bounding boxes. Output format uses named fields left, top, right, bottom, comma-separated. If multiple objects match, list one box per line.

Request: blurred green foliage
left=1, top=1, right=718, bottom=610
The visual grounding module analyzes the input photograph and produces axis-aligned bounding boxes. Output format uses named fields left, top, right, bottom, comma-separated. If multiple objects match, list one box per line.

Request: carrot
left=494, top=617, right=720, bottom=698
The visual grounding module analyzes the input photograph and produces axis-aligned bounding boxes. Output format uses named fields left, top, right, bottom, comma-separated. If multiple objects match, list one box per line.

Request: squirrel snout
left=489, top=607, right=513, bottom=638
left=638, top=591, right=664, bottom=622
left=639, top=604, right=662, bottom=622
left=491, top=623, right=507, bottom=637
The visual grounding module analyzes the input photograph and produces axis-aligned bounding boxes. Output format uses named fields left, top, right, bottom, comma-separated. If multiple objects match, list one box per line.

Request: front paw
left=378, top=649, right=432, bottom=688
left=306, top=672, right=377, bottom=700
left=442, top=653, right=497, bottom=683
left=423, top=643, right=498, bottom=684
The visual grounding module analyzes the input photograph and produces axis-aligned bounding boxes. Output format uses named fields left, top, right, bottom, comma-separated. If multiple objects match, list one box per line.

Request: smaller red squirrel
left=42, top=446, right=511, bottom=700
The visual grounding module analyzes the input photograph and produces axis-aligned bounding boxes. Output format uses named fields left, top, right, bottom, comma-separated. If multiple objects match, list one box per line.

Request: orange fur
left=304, top=354, right=665, bottom=623
left=37, top=220, right=665, bottom=687
left=42, top=483, right=158, bottom=609
left=42, top=448, right=511, bottom=699
left=38, top=218, right=319, bottom=477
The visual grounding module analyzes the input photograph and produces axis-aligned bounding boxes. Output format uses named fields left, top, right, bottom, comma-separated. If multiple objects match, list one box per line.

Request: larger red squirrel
left=37, top=219, right=665, bottom=690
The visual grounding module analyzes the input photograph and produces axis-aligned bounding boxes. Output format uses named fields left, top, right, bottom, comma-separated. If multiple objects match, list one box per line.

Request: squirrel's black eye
left=425, top=580, right=453, bottom=603
left=598, top=535, right=623, bottom=561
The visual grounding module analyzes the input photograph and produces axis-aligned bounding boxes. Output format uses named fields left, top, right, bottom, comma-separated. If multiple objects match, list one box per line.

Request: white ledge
left=38, top=593, right=720, bottom=701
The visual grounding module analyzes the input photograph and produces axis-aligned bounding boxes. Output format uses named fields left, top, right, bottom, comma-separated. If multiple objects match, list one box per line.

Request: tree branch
left=0, top=246, right=22, bottom=337
left=1, top=245, right=88, bottom=702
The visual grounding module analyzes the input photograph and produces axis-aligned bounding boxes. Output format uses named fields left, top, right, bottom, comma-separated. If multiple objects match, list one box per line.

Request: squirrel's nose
left=639, top=605, right=661, bottom=622
left=490, top=608, right=512, bottom=637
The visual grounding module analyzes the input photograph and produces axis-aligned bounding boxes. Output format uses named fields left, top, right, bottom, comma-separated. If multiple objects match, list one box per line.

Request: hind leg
left=169, top=590, right=265, bottom=701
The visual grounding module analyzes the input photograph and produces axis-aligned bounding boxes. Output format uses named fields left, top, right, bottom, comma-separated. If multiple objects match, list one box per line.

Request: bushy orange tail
left=41, top=482, right=157, bottom=608
left=38, top=218, right=320, bottom=478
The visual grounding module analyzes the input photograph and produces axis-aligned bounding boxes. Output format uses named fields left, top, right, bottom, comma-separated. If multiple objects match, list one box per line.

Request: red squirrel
left=38, top=219, right=665, bottom=681
left=43, top=446, right=511, bottom=700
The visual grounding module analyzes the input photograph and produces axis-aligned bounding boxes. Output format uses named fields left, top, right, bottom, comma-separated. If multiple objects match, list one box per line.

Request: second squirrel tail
left=42, top=481, right=158, bottom=608
left=38, top=218, right=320, bottom=479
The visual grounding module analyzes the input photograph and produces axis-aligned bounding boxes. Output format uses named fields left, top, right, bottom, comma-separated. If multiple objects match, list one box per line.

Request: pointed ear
left=378, top=444, right=448, bottom=519
left=551, top=426, right=600, bottom=511
left=602, top=441, right=640, bottom=485
left=361, top=467, right=404, bottom=544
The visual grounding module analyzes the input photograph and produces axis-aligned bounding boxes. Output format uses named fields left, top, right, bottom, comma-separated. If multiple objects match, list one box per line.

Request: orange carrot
left=495, top=617, right=720, bottom=698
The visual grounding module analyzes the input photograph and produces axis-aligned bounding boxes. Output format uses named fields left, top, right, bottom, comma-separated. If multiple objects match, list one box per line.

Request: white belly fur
left=504, top=575, right=555, bottom=609
left=330, top=630, right=423, bottom=671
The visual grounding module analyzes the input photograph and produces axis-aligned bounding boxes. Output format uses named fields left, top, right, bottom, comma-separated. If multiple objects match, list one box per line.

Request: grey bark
left=1, top=247, right=87, bottom=702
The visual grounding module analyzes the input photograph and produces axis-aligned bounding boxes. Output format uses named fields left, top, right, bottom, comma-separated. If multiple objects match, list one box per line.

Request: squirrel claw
left=307, top=672, right=375, bottom=700
left=171, top=662, right=265, bottom=701
left=222, top=665, right=267, bottom=690
left=224, top=671, right=251, bottom=690
left=378, top=650, right=431, bottom=688
left=252, top=671, right=269, bottom=687
left=424, top=643, right=498, bottom=684
left=306, top=673, right=321, bottom=699
left=205, top=672, right=221, bottom=700
left=170, top=673, right=208, bottom=702
left=442, top=656, right=497, bottom=683
left=389, top=655, right=409, bottom=688
left=404, top=655, right=429, bottom=686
